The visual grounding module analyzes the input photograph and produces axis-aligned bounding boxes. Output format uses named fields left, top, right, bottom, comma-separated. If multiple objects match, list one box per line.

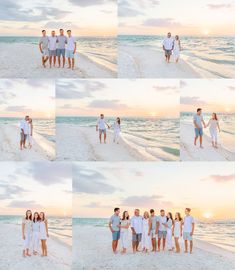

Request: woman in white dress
left=39, top=212, right=49, bottom=257
left=164, top=212, right=173, bottom=251
left=113, top=117, right=121, bottom=144
left=173, top=212, right=183, bottom=253
left=173, top=35, right=181, bottom=63
left=32, top=212, right=40, bottom=255
left=28, top=118, right=33, bottom=149
left=206, top=113, right=221, bottom=148
left=22, top=210, right=32, bottom=257
left=120, top=211, right=130, bottom=254
left=142, top=211, right=151, bottom=253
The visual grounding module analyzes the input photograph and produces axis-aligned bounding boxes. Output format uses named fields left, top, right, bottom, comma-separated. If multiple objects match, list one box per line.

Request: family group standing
left=109, top=208, right=195, bottom=255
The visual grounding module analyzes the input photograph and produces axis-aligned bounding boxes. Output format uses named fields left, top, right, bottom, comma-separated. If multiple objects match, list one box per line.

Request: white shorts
left=150, top=229, right=157, bottom=239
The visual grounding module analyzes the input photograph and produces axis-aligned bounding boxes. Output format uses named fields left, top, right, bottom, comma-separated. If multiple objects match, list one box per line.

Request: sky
left=73, top=162, right=235, bottom=220
left=56, top=79, right=179, bottom=118
left=0, top=0, right=117, bottom=36
left=0, top=162, right=72, bottom=216
left=119, top=0, right=235, bottom=36
left=0, top=79, right=55, bottom=118
left=180, top=79, right=235, bottom=113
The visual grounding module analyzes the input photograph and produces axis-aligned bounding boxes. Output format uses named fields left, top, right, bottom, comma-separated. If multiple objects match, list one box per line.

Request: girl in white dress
left=164, top=212, right=173, bottom=251
left=39, top=212, right=49, bottom=256
left=206, top=113, right=221, bottom=148
left=142, top=211, right=151, bottom=253
left=28, top=118, right=33, bottom=149
left=113, top=117, right=121, bottom=144
left=22, top=210, right=32, bottom=257
left=173, top=212, right=183, bottom=253
left=173, top=35, right=181, bottom=63
left=120, top=211, right=130, bottom=254
left=32, top=212, right=40, bottom=255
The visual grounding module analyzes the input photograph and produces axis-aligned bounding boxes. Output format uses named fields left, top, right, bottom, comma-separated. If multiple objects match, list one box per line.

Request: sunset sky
left=73, top=162, right=235, bottom=220
left=0, top=162, right=72, bottom=216
left=56, top=79, right=179, bottom=118
left=0, top=0, right=117, bottom=36
left=0, top=79, right=55, bottom=118
left=119, top=0, right=235, bottom=36
left=180, top=79, right=235, bottom=113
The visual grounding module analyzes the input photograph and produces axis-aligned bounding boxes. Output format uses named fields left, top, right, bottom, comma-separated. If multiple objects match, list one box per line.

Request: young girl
left=22, top=210, right=32, bottom=257
left=39, top=212, right=49, bottom=257
left=119, top=211, right=130, bottom=254
left=28, top=118, right=33, bottom=149
left=173, top=212, right=183, bottom=253
left=32, top=212, right=40, bottom=255
left=206, top=113, right=221, bottom=148
left=173, top=35, right=181, bottom=63
left=142, top=211, right=151, bottom=253
left=113, top=117, right=121, bottom=144
left=164, top=212, right=173, bottom=251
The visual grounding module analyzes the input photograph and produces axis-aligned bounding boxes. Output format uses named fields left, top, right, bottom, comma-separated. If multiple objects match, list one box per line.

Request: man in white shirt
left=96, top=114, right=110, bottom=143
left=131, top=209, right=143, bottom=253
left=157, top=209, right=167, bottom=252
left=48, top=30, right=57, bottom=68
left=183, top=208, right=195, bottom=254
left=20, top=116, right=29, bottom=150
left=162, top=32, right=174, bottom=63
left=39, top=30, right=49, bottom=68
left=66, top=30, right=77, bottom=70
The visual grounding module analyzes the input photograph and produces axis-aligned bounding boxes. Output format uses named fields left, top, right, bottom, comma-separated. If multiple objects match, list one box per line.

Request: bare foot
left=200, top=145, right=204, bottom=149
left=184, top=250, right=188, bottom=253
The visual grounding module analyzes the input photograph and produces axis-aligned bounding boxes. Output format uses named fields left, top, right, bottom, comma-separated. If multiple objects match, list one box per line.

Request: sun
left=202, top=29, right=210, bottom=36
left=149, top=112, right=157, bottom=117
left=225, top=107, right=231, bottom=113
left=203, top=212, right=213, bottom=219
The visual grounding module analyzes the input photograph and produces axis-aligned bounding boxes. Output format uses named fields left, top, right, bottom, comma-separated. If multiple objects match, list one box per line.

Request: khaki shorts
left=20, top=132, right=27, bottom=141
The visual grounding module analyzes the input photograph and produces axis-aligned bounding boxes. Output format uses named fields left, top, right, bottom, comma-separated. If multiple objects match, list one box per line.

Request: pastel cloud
left=180, top=96, right=207, bottom=105
left=142, top=18, right=182, bottom=27
left=88, top=99, right=128, bottom=109
left=69, top=0, right=114, bottom=7
left=5, top=105, right=31, bottom=112
left=8, top=200, right=43, bottom=208
left=207, top=4, right=232, bottom=10
left=118, top=0, right=144, bottom=17
left=203, top=174, right=235, bottom=183
left=0, top=183, right=28, bottom=200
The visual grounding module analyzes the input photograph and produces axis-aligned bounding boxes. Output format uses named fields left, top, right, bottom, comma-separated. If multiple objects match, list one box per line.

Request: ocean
left=56, top=116, right=180, bottom=161
left=74, top=218, right=235, bottom=253
left=118, top=35, right=235, bottom=78
left=0, top=117, right=55, bottom=143
left=0, top=36, right=117, bottom=74
left=181, top=112, right=235, bottom=152
left=0, top=215, right=72, bottom=246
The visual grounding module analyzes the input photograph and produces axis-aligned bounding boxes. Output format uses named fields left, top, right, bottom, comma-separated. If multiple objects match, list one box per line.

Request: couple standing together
left=96, top=114, right=121, bottom=144
left=109, top=208, right=195, bottom=255
left=20, top=116, right=33, bottom=150
left=163, top=32, right=181, bottom=63
left=193, top=108, right=221, bottom=148
left=39, top=29, right=76, bottom=69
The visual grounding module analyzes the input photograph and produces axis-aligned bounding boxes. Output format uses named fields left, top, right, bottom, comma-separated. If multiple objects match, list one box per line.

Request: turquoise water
left=118, top=35, right=235, bottom=78
left=0, top=117, right=55, bottom=142
left=56, top=116, right=180, bottom=160
left=0, top=215, right=72, bottom=246
left=0, top=36, right=117, bottom=73
left=74, top=218, right=235, bottom=252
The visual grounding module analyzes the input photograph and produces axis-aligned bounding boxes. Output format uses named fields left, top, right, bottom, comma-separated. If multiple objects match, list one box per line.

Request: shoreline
left=0, top=223, right=71, bottom=270
left=180, top=122, right=235, bottom=161
left=0, top=123, right=55, bottom=161
left=73, top=224, right=235, bottom=270
left=0, top=42, right=116, bottom=78
left=56, top=124, right=179, bottom=161
left=118, top=45, right=202, bottom=78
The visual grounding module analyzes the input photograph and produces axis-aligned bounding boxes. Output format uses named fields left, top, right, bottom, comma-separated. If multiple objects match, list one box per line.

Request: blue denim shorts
left=112, top=231, right=120, bottom=241
left=195, top=128, right=203, bottom=137
left=66, top=50, right=75, bottom=59
left=57, top=49, right=65, bottom=57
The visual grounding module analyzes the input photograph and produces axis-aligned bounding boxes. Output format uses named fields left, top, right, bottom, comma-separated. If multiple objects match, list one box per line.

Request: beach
left=73, top=224, right=235, bottom=270
left=0, top=43, right=116, bottom=78
left=0, top=223, right=71, bottom=270
left=56, top=123, right=179, bottom=161
left=0, top=123, right=55, bottom=161
left=118, top=46, right=201, bottom=78
left=180, top=122, right=235, bottom=161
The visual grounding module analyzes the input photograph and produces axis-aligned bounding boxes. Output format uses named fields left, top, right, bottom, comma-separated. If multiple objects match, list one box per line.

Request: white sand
left=118, top=46, right=202, bottom=78
left=0, top=124, right=55, bottom=161
left=0, top=224, right=71, bottom=270
left=180, top=122, right=235, bottom=161
left=0, top=43, right=116, bottom=78
left=73, top=225, right=235, bottom=270
left=56, top=124, right=159, bottom=161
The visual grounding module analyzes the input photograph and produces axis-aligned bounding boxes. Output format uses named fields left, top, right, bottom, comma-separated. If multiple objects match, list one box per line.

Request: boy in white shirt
left=183, top=208, right=195, bottom=254
left=96, top=114, right=110, bottom=143
left=66, top=30, right=77, bottom=70
left=48, top=30, right=57, bottom=68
